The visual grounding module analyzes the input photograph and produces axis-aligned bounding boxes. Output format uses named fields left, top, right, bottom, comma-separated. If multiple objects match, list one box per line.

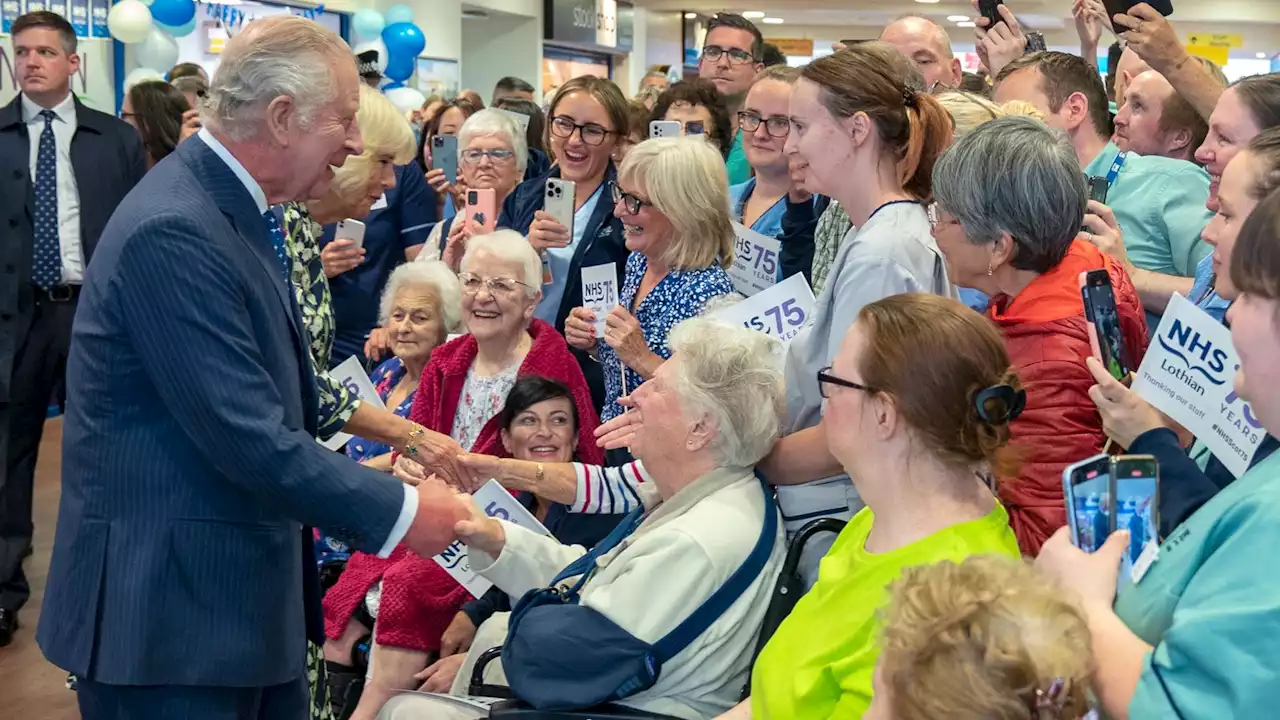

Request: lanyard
left=1105, top=151, right=1129, bottom=187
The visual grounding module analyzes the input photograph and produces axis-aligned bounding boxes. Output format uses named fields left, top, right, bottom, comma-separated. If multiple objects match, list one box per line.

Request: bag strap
left=651, top=472, right=778, bottom=663
left=550, top=505, right=648, bottom=595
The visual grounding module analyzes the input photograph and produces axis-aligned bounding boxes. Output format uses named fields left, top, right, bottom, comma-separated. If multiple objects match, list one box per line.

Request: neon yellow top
left=750, top=502, right=1020, bottom=719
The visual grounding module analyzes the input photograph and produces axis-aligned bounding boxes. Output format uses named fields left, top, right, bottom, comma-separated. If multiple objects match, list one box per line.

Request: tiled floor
left=0, top=419, right=81, bottom=719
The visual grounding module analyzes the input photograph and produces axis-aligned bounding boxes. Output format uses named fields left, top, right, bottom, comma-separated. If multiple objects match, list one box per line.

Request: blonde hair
left=937, top=90, right=1005, bottom=138
left=999, top=99, right=1046, bottom=121
left=879, top=555, right=1093, bottom=720
left=332, top=84, right=416, bottom=203
left=618, top=137, right=734, bottom=270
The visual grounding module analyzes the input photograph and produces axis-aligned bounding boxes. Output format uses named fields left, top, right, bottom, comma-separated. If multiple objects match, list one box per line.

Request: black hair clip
left=902, top=88, right=917, bottom=109
left=974, top=384, right=1026, bottom=424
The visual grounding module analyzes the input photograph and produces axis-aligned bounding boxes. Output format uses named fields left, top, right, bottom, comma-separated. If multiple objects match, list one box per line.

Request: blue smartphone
left=1063, top=454, right=1112, bottom=553
left=1112, top=455, right=1160, bottom=583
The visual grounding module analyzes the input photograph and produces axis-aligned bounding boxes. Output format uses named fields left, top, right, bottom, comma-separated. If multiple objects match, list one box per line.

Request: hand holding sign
left=604, top=306, right=653, bottom=373
left=565, top=307, right=599, bottom=351
left=580, top=263, right=619, bottom=338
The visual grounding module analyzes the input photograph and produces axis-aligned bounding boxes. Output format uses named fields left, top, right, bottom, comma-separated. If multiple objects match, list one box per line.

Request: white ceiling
left=635, top=0, right=1280, bottom=30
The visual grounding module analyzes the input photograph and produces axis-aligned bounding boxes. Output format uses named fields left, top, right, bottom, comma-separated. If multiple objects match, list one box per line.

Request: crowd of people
left=4, top=2, right=1280, bottom=719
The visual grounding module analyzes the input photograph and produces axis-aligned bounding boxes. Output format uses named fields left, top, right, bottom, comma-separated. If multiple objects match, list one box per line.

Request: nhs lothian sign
left=1132, top=294, right=1264, bottom=477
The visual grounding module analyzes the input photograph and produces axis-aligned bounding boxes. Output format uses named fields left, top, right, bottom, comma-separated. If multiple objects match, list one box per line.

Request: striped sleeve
left=570, top=461, right=651, bottom=514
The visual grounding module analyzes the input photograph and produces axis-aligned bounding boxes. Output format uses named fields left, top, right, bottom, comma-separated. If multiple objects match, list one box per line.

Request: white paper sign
left=1131, top=294, right=1264, bottom=478
left=433, top=479, right=552, bottom=598
left=728, top=221, right=782, bottom=297
left=710, top=273, right=815, bottom=349
left=581, top=262, right=619, bottom=338
left=319, top=355, right=387, bottom=451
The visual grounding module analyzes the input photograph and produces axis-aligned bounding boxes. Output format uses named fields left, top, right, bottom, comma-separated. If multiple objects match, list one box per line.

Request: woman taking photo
left=415, top=109, right=528, bottom=270
left=731, top=66, right=808, bottom=245
left=499, top=76, right=631, bottom=407
left=417, top=97, right=478, bottom=220
left=930, top=116, right=1148, bottom=554
left=727, top=293, right=1022, bottom=718
left=1037, top=189, right=1280, bottom=719
left=650, top=78, right=734, bottom=157
left=563, top=137, right=734, bottom=430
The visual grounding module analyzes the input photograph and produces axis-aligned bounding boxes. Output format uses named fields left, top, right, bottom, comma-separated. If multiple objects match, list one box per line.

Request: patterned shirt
left=451, top=363, right=521, bottom=451
left=281, top=202, right=360, bottom=439
left=598, top=252, right=735, bottom=422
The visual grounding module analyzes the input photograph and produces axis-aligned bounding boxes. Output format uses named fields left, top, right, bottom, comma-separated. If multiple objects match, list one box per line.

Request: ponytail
left=900, top=90, right=953, bottom=202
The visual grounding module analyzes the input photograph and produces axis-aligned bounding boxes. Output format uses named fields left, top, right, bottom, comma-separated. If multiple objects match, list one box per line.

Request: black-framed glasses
left=461, top=148, right=516, bottom=165
left=817, top=366, right=875, bottom=399
left=609, top=182, right=653, bottom=216
left=458, top=272, right=531, bottom=296
left=738, top=111, right=790, bottom=138
left=701, top=45, right=756, bottom=65
left=550, top=115, right=614, bottom=146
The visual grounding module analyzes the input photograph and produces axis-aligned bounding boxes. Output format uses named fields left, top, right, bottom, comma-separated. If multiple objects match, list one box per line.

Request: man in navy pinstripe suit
left=36, top=17, right=471, bottom=719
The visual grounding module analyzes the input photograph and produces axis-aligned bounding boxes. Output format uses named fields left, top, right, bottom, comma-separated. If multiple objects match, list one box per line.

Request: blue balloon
left=385, top=4, right=414, bottom=25
left=351, top=8, right=385, bottom=40
left=157, top=16, right=197, bottom=38
left=382, top=22, right=425, bottom=59
left=150, top=0, right=195, bottom=27
left=384, top=52, right=415, bottom=83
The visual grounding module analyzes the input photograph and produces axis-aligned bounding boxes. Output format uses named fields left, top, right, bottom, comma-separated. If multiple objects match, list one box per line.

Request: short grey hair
left=460, top=229, right=542, bottom=298
left=459, top=109, right=528, bottom=174
left=932, top=116, right=1085, bottom=274
left=378, top=260, right=463, bottom=332
left=668, top=318, right=784, bottom=468
left=204, top=16, right=350, bottom=141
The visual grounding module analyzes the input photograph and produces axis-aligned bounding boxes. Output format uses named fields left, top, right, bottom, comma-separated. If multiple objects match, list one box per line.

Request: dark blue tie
left=32, top=109, right=61, bottom=290
left=262, top=208, right=291, bottom=283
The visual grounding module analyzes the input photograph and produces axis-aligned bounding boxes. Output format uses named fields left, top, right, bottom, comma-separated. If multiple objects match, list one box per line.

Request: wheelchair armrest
left=469, top=646, right=515, bottom=699
left=487, top=700, right=685, bottom=719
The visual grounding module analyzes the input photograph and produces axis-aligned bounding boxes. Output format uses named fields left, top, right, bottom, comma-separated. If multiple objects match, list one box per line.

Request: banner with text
left=319, top=355, right=386, bottom=452
left=728, top=221, right=781, bottom=297
left=711, top=272, right=814, bottom=349
left=1131, top=294, right=1263, bottom=478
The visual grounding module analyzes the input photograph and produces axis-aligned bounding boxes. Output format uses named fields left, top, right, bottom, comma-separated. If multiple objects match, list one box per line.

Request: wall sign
left=546, top=0, right=629, bottom=50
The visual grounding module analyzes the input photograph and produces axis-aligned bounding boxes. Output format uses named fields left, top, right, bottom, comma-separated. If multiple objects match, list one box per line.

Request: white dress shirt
left=198, top=129, right=418, bottom=558
left=23, top=92, right=83, bottom=284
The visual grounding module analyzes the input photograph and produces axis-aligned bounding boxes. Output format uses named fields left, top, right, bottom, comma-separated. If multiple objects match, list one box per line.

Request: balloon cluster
left=350, top=4, right=425, bottom=93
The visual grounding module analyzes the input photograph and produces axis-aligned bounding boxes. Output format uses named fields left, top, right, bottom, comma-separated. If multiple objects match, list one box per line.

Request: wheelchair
left=465, top=517, right=849, bottom=719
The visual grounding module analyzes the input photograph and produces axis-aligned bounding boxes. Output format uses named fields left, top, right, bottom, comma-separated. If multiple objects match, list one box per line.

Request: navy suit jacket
left=37, top=136, right=407, bottom=687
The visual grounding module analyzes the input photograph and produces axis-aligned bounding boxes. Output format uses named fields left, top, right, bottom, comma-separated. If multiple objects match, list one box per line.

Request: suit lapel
left=177, top=137, right=304, bottom=346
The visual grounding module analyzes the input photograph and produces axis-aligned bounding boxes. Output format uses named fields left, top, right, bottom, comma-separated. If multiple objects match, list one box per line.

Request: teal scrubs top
left=1114, top=447, right=1280, bottom=718
left=725, top=131, right=751, bottom=186
left=1084, top=144, right=1214, bottom=279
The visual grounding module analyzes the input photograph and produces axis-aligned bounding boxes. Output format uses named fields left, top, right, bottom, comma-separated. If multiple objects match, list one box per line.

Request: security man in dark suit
left=0, top=10, right=146, bottom=646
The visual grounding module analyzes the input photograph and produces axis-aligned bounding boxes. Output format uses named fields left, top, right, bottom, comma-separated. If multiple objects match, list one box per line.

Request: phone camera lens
left=468, top=191, right=478, bottom=203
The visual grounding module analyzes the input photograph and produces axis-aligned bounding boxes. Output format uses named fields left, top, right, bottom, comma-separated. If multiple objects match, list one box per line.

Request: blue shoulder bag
left=501, top=475, right=778, bottom=710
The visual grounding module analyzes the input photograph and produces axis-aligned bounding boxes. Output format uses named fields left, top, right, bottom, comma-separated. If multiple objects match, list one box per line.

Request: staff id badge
left=1130, top=539, right=1159, bottom=584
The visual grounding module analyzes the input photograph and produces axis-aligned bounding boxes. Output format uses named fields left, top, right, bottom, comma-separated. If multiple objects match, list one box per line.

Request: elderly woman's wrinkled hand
left=1036, top=526, right=1129, bottom=611
left=528, top=211, right=571, bottom=252
left=1081, top=200, right=1131, bottom=268
left=321, top=238, right=365, bottom=278
left=594, top=395, right=640, bottom=450
left=453, top=493, right=506, bottom=556
left=1113, top=3, right=1186, bottom=75
left=564, top=307, right=600, bottom=352
left=364, top=326, right=393, bottom=363
left=393, top=454, right=428, bottom=486
left=439, top=611, right=477, bottom=656
left=455, top=453, right=502, bottom=493
left=973, top=2, right=1027, bottom=77
left=403, top=431, right=469, bottom=488
left=415, top=654, right=466, bottom=693
left=605, top=307, right=656, bottom=375
left=441, top=219, right=472, bottom=271
left=1086, top=356, right=1167, bottom=449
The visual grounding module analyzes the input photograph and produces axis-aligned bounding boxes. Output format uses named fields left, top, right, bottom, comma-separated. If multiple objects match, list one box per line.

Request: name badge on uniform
left=1131, top=539, right=1159, bottom=584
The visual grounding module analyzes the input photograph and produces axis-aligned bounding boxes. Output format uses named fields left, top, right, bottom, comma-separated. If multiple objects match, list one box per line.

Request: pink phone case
left=466, top=188, right=497, bottom=235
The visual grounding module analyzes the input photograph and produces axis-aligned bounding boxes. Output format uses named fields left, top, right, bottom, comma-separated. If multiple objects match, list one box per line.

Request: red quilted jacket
left=988, top=240, right=1148, bottom=556
left=407, top=319, right=605, bottom=464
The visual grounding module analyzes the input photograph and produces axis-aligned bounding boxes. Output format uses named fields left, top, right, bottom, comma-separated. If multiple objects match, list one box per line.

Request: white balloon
left=384, top=86, right=427, bottom=116
left=108, top=0, right=153, bottom=44
left=125, top=67, right=165, bottom=90
left=136, top=26, right=179, bottom=72
left=352, top=39, right=390, bottom=74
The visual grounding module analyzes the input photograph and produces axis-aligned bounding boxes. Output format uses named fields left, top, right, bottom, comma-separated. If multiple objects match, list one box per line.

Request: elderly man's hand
left=1114, top=3, right=1186, bottom=75
left=974, top=2, right=1028, bottom=78
left=453, top=493, right=507, bottom=556
left=321, top=238, right=365, bottom=278
left=402, top=476, right=473, bottom=558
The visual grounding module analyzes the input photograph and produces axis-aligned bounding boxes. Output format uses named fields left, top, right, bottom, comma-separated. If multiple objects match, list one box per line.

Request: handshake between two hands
left=394, top=453, right=508, bottom=560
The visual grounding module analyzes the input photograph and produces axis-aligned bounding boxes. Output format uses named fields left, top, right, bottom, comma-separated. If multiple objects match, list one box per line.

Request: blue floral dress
left=597, top=252, right=735, bottom=422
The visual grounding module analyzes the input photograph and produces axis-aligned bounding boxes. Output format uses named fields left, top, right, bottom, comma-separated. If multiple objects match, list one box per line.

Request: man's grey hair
left=933, top=116, right=1086, bottom=274
left=460, top=229, right=543, bottom=298
left=204, top=16, right=351, bottom=141
left=378, top=260, right=463, bottom=332
left=668, top=318, right=784, bottom=468
left=884, top=14, right=956, bottom=60
left=458, top=109, right=528, bottom=174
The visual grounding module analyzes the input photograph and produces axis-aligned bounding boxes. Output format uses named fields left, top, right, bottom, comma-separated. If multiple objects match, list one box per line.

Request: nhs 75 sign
left=728, top=222, right=781, bottom=297
left=711, top=273, right=815, bottom=349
